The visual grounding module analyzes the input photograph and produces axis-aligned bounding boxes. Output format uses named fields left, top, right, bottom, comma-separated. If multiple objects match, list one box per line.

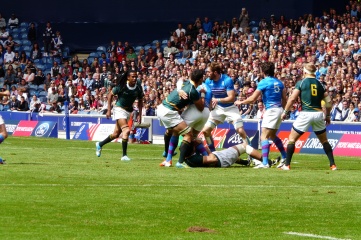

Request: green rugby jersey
left=112, top=80, right=144, bottom=112
left=162, top=81, right=200, bottom=111
left=295, top=77, right=325, bottom=112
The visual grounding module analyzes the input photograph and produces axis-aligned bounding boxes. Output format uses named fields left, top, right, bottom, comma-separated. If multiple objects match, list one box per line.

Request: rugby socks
left=163, top=132, right=172, bottom=155
left=261, top=139, right=270, bottom=166
left=323, top=142, right=336, bottom=166
left=122, top=139, right=128, bottom=156
left=166, top=136, right=179, bottom=162
left=195, top=142, right=208, bottom=156
left=285, top=142, right=295, bottom=166
left=178, top=140, right=192, bottom=163
left=273, top=136, right=287, bottom=159
left=99, top=135, right=114, bottom=147
left=205, top=136, right=215, bottom=152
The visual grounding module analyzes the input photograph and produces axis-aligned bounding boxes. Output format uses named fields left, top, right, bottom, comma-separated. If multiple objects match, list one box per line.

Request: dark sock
left=235, top=159, right=249, bottom=166
left=122, top=139, right=128, bottom=156
left=99, top=135, right=113, bottom=147
left=273, top=136, right=287, bottom=159
left=285, top=143, right=295, bottom=166
left=323, top=142, right=335, bottom=166
left=178, top=140, right=192, bottom=163
left=164, top=132, right=172, bottom=153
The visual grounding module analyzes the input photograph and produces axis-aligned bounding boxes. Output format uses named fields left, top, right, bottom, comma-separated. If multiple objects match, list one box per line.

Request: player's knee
left=208, top=153, right=218, bottom=162
left=179, top=126, right=191, bottom=137
left=245, top=145, right=254, bottom=155
left=235, top=144, right=246, bottom=155
left=234, top=119, right=244, bottom=129
left=122, top=126, right=130, bottom=137
left=204, top=120, right=216, bottom=131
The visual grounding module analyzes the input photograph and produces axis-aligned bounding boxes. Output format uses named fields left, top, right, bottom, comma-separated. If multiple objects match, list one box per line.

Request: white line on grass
left=284, top=231, right=351, bottom=240
left=0, top=183, right=360, bottom=188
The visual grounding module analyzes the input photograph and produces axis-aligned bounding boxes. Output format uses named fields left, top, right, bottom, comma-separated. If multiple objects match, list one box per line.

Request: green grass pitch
left=1, top=137, right=360, bottom=240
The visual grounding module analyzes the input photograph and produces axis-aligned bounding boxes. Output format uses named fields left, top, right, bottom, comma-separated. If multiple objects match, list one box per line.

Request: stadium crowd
left=0, top=1, right=360, bottom=122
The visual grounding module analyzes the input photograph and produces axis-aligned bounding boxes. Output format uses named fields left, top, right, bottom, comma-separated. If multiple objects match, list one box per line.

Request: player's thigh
left=262, top=107, right=282, bottom=130
left=223, top=105, right=243, bottom=123
left=311, top=112, right=326, bottom=133
left=209, top=105, right=227, bottom=123
left=157, top=104, right=183, bottom=129
left=292, top=111, right=311, bottom=133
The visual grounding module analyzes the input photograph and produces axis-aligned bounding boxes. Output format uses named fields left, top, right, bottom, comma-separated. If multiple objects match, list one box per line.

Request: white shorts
left=209, top=105, right=243, bottom=127
left=157, top=104, right=183, bottom=129
left=112, top=107, right=131, bottom=121
left=293, top=111, right=326, bottom=133
left=213, top=147, right=242, bottom=168
left=261, top=107, right=283, bottom=129
left=182, top=105, right=210, bottom=132
left=0, top=115, right=4, bottom=125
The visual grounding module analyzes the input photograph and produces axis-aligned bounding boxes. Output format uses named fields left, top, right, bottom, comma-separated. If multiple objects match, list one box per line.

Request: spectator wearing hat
left=47, top=87, right=58, bottom=105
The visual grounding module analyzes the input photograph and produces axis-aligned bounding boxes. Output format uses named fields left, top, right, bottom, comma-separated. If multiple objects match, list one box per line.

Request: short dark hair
left=260, top=62, right=275, bottom=77
left=191, top=69, right=204, bottom=84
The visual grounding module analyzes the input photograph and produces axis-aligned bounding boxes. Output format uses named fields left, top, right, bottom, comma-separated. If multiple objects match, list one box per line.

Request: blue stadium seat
left=21, top=33, right=28, bottom=39
left=39, top=96, right=47, bottom=103
left=22, top=45, right=31, bottom=51
left=35, top=64, right=45, bottom=71
left=97, top=46, right=106, bottom=52
left=14, top=46, right=22, bottom=52
left=87, top=57, right=94, bottom=64
left=144, top=45, right=152, bottom=51
left=11, top=28, right=19, bottom=33
left=25, top=50, right=31, bottom=57
left=89, top=52, right=99, bottom=58
left=38, top=91, right=47, bottom=97
left=62, top=46, right=70, bottom=55
left=20, top=27, right=27, bottom=33
left=162, top=39, right=168, bottom=44
left=38, top=84, right=45, bottom=90
left=22, top=40, right=31, bottom=46
left=29, top=89, right=38, bottom=97
left=152, top=40, right=159, bottom=44
left=135, top=46, right=143, bottom=51
left=33, top=59, right=43, bottom=64
left=252, top=27, right=259, bottom=33
left=20, top=22, right=29, bottom=28
left=12, top=33, right=19, bottom=39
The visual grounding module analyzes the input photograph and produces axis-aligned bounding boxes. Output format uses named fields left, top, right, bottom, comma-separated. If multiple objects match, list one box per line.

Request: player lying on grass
left=182, top=139, right=278, bottom=168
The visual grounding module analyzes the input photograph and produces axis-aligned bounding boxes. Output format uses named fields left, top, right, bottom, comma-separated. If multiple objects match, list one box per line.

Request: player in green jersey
left=280, top=63, right=337, bottom=171
left=96, top=70, right=144, bottom=161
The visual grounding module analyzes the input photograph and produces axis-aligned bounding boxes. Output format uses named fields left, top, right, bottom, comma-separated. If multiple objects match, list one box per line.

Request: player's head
left=260, top=62, right=275, bottom=77
left=190, top=69, right=204, bottom=85
left=303, top=63, right=316, bottom=76
left=206, top=62, right=222, bottom=79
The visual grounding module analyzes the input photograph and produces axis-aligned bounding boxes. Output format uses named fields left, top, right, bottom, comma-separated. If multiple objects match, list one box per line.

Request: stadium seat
left=11, top=28, right=19, bottom=33
left=20, top=27, right=27, bottom=33
left=152, top=40, right=159, bottom=44
left=14, top=46, right=22, bottom=52
left=162, top=39, right=168, bottom=44
left=20, top=22, right=29, bottom=28
left=22, top=45, right=31, bottom=51
left=89, top=52, right=99, bottom=58
left=252, top=27, right=259, bottom=33
left=38, top=91, right=47, bottom=97
left=33, top=59, right=43, bottom=64
left=25, top=50, right=31, bottom=57
left=22, top=40, right=31, bottom=46
left=29, top=89, right=38, bottom=97
left=35, top=64, right=45, bottom=71
left=97, top=46, right=106, bottom=52
left=135, top=46, right=143, bottom=51
left=39, top=96, right=47, bottom=103
left=12, top=33, right=19, bottom=39
left=144, top=45, right=152, bottom=51
left=87, top=57, right=94, bottom=65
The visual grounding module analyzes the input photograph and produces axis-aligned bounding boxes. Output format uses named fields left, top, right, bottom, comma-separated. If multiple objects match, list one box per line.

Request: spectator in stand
left=163, top=41, right=179, bottom=59
left=116, top=41, right=125, bottom=62
left=202, top=17, right=213, bottom=34
left=23, top=67, right=35, bottom=84
left=17, top=95, right=29, bottom=111
left=47, top=87, right=58, bottom=104
left=76, top=79, right=86, bottom=99
left=4, top=46, right=15, bottom=69
left=9, top=95, right=20, bottom=111
left=92, top=73, right=103, bottom=90
left=42, top=22, right=55, bottom=57
left=51, top=31, right=63, bottom=57
left=3, top=35, right=19, bottom=51
left=145, top=47, right=157, bottom=65
left=340, top=100, right=350, bottom=121
left=8, top=14, right=19, bottom=29
left=0, top=27, right=9, bottom=42
left=27, top=22, right=37, bottom=44
left=126, top=48, right=137, bottom=63
left=1, top=95, right=10, bottom=111
left=0, top=14, right=6, bottom=29
left=239, top=8, right=249, bottom=33
left=4, top=68, right=15, bottom=90
left=107, top=40, right=116, bottom=58
left=34, top=69, right=45, bottom=86
left=19, top=51, right=28, bottom=70
left=65, top=78, right=76, bottom=98
left=50, top=61, right=61, bottom=78
left=84, top=72, right=94, bottom=90
left=124, top=41, right=134, bottom=55
left=48, top=101, right=62, bottom=113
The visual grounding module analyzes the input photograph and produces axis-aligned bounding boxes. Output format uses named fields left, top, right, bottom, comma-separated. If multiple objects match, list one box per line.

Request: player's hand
left=281, top=113, right=287, bottom=120
left=178, top=89, right=187, bottom=99
left=325, top=116, right=331, bottom=125
left=211, top=97, right=218, bottom=109
left=106, top=110, right=111, bottom=119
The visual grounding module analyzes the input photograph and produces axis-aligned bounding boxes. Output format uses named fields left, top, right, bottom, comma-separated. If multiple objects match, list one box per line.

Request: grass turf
left=1, top=137, right=360, bottom=240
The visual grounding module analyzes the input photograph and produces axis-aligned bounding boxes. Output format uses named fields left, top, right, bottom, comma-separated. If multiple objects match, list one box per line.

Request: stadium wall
left=3, top=0, right=345, bottom=52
